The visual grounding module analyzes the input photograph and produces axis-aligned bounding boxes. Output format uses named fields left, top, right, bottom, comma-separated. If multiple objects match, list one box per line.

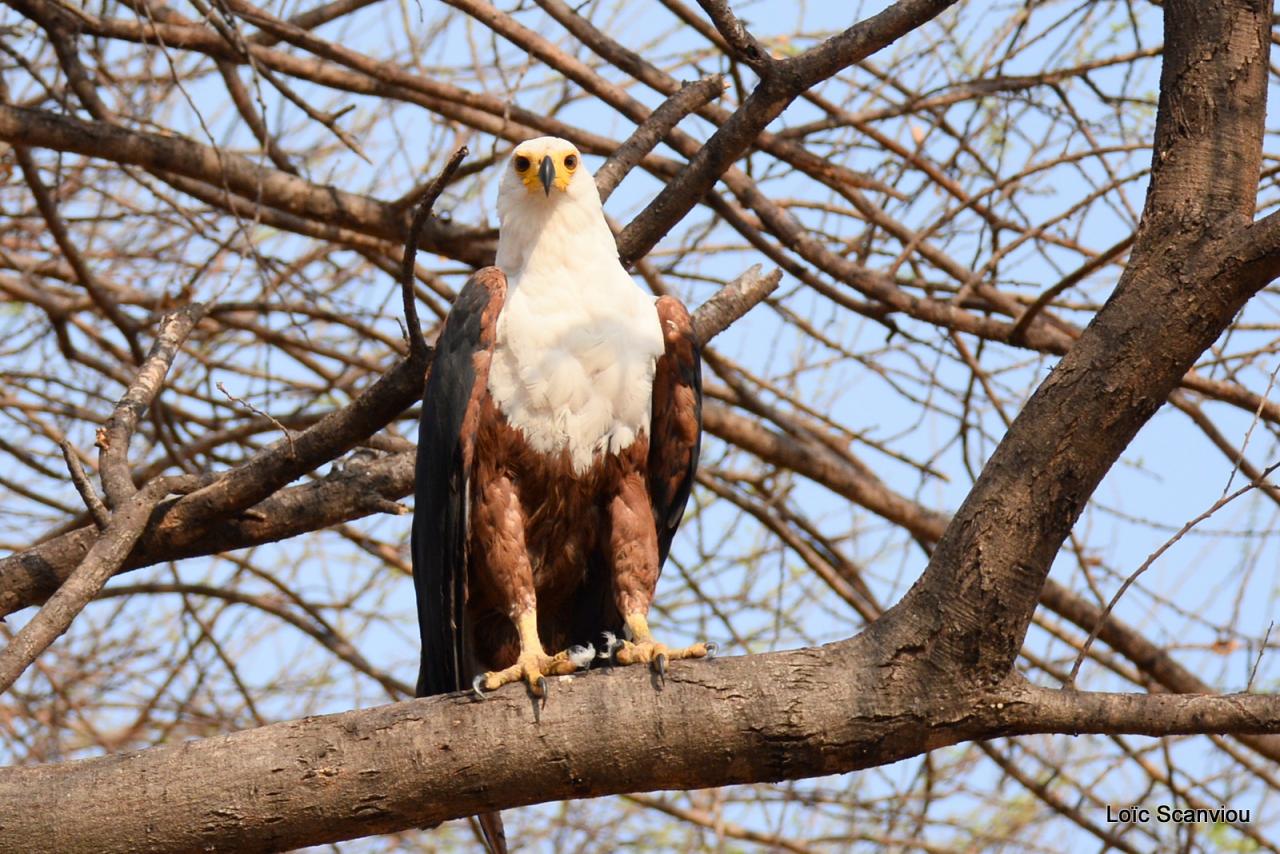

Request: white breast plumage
left=487, top=272, right=663, bottom=474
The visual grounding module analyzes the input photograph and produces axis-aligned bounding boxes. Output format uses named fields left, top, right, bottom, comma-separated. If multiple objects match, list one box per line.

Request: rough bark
left=0, top=642, right=1275, bottom=853
left=877, top=0, right=1276, bottom=685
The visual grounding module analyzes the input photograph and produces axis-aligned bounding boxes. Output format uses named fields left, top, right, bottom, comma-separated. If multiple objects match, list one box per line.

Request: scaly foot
left=604, top=612, right=716, bottom=678
left=473, top=643, right=594, bottom=698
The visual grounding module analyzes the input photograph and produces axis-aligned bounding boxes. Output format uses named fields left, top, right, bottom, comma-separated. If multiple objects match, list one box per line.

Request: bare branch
left=618, top=0, right=960, bottom=263
left=2, top=649, right=1279, bottom=851
left=595, top=75, right=726, bottom=203
left=0, top=475, right=192, bottom=695
left=402, top=146, right=468, bottom=358
left=694, top=1, right=773, bottom=70
left=96, top=306, right=204, bottom=507
left=4, top=0, right=1280, bottom=848
left=0, top=104, right=489, bottom=266
left=690, top=264, right=781, bottom=343
left=1067, top=460, right=1280, bottom=684
left=59, top=440, right=109, bottom=530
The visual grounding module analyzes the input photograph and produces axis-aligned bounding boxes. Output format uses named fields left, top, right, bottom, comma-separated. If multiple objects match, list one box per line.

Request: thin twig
left=11, top=143, right=146, bottom=364
left=217, top=381, right=296, bottom=457
left=626, top=793, right=815, bottom=854
left=59, top=440, right=109, bottom=530
left=1009, top=234, right=1132, bottom=344
left=1068, top=460, right=1280, bottom=685
left=1248, top=621, right=1274, bottom=692
left=402, top=146, right=468, bottom=358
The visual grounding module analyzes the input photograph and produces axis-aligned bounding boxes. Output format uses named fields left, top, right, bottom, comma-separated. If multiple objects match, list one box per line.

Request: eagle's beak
left=539, top=156, right=556, bottom=196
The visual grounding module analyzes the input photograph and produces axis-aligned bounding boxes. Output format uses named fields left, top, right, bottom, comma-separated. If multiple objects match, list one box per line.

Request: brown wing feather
left=648, top=295, right=703, bottom=567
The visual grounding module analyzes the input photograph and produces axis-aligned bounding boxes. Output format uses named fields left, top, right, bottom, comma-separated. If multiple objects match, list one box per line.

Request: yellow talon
left=475, top=649, right=582, bottom=697
left=612, top=612, right=712, bottom=673
left=473, top=610, right=593, bottom=698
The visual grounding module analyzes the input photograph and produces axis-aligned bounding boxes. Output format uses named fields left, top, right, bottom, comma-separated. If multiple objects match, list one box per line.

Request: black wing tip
left=413, top=272, right=508, bottom=705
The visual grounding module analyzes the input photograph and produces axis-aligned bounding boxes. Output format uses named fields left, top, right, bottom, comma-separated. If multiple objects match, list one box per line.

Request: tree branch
left=0, top=268, right=775, bottom=617
left=689, top=264, right=780, bottom=343
left=401, top=146, right=468, bottom=358
left=0, top=476, right=189, bottom=695
left=694, top=0, right=773, bottom=71
left=617, top=0, right=959, bottom=264
left=994, top=682, right=1280, bottom=739
left=880, top=0, right=1274, bottom=684
left=594, top=75, right=726, bottom=204
left=1, top=638, right=1276, bottom=851
left=95, top=306, right=204, bottom=507
left=0, top=103, right=487, bottom=265
left=59, top=441, right=109, bottom=530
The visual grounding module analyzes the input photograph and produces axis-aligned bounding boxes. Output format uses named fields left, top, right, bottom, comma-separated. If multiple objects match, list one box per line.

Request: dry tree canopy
left=2, top=0, right=1280, bottom=851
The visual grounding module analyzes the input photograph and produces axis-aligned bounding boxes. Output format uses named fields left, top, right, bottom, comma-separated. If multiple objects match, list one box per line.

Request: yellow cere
left=514, top=144, right=578, bottom=195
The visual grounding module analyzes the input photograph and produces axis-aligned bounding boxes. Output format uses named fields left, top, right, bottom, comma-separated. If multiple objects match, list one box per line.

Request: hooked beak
left=538, top=156, right=556, bottom=196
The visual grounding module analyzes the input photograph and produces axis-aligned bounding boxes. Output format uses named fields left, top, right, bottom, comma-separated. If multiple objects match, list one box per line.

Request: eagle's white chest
left=487, top=275, right=664, bottom=475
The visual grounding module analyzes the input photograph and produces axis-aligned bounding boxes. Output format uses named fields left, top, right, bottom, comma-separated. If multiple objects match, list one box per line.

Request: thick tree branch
left=3, top=1, right=1280, bottom=848
left=164, top=347, right=430, bottom=528
left=0, top=638, right=1276, bottom=851
left=993, top=682, right=1280, bottom=739
left=0, top=451, right=415, bottom=619
left=880, top=0, right=1273, bottom=683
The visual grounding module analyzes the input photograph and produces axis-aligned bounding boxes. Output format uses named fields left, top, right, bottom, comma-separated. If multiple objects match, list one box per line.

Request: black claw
left=472, top=675, right=490, bottom=700
left=705, top=641, right=718, bottom=659
left=536, top=675, right=548, bottom=697
left=655, top=653, right=667, bottom=680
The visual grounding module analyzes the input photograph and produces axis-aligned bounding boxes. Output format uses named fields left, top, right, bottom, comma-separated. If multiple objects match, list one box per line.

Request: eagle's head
left=503, top=136, right=585, bottom=198
left=495, top=136, right=613, bottom=276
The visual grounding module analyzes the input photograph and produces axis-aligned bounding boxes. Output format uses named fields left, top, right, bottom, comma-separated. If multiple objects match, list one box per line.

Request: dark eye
left=564, top=154, right=578, bottom=170
left=514, top=155, right=531, bottom=172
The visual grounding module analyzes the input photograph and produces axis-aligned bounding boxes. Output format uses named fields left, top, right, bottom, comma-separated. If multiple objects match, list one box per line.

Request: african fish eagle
left=412, top=137, right=711, bottom=706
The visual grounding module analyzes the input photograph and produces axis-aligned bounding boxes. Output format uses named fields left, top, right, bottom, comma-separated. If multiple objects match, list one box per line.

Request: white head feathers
left=495, top=137, right=617, bottom=277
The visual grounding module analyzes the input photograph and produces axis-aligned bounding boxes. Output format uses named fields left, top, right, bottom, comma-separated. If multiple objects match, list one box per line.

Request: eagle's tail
left=472, top=811, right=508, bottom=854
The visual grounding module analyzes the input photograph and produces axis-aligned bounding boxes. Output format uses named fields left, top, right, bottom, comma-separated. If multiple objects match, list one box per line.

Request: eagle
left=411, top=136, right=711, bottom=712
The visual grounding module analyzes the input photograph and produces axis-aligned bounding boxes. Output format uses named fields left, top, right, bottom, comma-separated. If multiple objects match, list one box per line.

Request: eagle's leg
left=474, top=610, right=592, bottom=698
left=473, top=475, right=592, bottom=698
left=608, top=474, right=713, bottom=676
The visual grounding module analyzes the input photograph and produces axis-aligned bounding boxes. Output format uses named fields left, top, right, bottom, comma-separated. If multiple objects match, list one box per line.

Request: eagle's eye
left=514, top=155, right=531, bottom=172
left=563, top=154, right=578, bottom=170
